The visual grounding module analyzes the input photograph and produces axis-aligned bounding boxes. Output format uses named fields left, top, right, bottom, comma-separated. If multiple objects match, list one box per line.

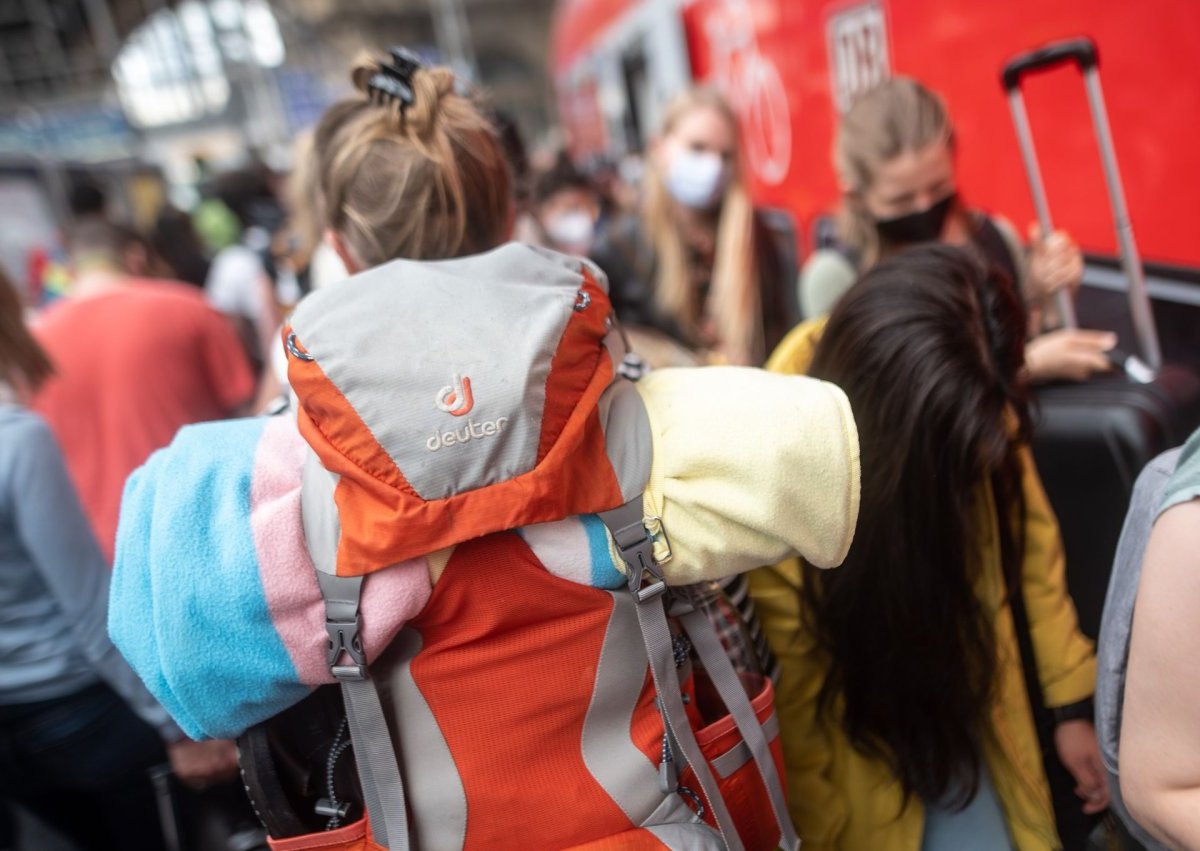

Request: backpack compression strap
left=599, top=499, right=747, bottom=851
left=598, top=500, right=800, bottom=851
left=676, top=606, right=800, bottom=851
left=304, top=451, right=412, bottom=851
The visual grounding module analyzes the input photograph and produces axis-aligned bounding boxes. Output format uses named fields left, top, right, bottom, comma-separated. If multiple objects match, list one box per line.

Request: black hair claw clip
left=366, top=46, right=426, bottom=111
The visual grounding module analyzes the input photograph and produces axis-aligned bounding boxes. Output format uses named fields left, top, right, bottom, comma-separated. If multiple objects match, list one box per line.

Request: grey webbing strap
left=316, top=571, right=410, bottom=851
left=679, top=608, right=800, bottom=851
left=635, top=598, right=744, bottom=851
left=599, top=499, right=745, bottom=851
left=340, top=678, right=409, bottom=851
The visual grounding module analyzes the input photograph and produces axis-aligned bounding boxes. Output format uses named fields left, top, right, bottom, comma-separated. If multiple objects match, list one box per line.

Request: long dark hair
left=804, top=244, right=1031, bottom=808
left=0, top=268, right=53, bottom=394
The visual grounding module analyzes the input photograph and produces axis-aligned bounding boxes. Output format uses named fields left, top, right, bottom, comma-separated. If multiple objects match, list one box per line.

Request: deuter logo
left=435, top=373, right=474, bottom=417
left=427, top=373, right=507, bottom=451
left=426, top=417, right=509, bottom=452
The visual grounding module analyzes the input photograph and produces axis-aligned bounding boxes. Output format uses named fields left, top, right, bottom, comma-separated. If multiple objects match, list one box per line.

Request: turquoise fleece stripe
left=110, top=451, right=201, bottom=735
left=111, top=418, right=308, bottom=740
left=582, top=513, right=624, bottom=589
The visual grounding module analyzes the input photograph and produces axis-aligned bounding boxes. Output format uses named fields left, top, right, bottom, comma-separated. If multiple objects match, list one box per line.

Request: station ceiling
left=0, top=0, right=545, bottom=104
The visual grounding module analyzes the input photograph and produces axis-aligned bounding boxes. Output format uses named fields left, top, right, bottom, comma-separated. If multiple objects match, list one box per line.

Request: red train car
left=550, top=0, right=1200, bottom=294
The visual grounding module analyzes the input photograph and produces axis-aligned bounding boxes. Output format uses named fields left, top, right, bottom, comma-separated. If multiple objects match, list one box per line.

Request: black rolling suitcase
left=1003, top=38, right=1200, bottom=640
left=1002, top=38, right=1200, bottom=851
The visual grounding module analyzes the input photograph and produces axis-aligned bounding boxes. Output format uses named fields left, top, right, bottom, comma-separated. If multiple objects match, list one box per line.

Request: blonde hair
left=644, top=87, right=761, bottom=365
left=315, top=53, right=512, bottom=267
left=835, top=77, right=954, bottom=269
left=0, top=269, right=53, bottom=394
left=285, top=129, right=324, bottom=274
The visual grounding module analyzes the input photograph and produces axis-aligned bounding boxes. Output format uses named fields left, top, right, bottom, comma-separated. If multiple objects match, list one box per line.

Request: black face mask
left=874, top=192, right=957, bottom=245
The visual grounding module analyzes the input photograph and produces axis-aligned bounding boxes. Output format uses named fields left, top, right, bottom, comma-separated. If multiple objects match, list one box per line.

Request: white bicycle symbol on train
left=701, top=0, right=792, bottom=186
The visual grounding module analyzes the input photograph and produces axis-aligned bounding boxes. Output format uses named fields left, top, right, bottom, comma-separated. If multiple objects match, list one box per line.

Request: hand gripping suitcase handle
left=1001, top=37, right=1163, bottom=371
left=1001, top=38, right=1098, bottom=91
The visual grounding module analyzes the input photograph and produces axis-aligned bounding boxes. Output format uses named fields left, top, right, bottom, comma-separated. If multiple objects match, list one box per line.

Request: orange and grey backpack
left=237, top=243, right=800, bottom=851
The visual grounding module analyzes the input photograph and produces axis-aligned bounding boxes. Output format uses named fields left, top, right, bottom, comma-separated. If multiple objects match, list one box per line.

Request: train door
left=555, top=0, right=691, bottom=159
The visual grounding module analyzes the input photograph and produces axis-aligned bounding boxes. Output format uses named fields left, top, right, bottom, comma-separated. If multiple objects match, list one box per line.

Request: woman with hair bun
left=314, top=52, right=513, bottom=271
left=108, top=49, right=864, bottom=850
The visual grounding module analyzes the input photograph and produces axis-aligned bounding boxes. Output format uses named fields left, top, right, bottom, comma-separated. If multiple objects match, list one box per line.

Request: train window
left=620, top=47, right=649, bottom=152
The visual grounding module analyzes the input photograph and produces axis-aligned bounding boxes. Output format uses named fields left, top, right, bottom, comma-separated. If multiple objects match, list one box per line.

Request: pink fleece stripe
left=250, top=416, right=432, bottom=685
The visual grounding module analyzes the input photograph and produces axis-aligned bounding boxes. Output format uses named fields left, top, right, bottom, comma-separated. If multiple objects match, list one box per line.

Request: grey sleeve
left=1096, top=449, right=1181, bottom=771
left=10, top=417, right=185, bottom=742
left=1159, top=428, right=1200, bottom=514
left=799, top=250, right=857, bottom=319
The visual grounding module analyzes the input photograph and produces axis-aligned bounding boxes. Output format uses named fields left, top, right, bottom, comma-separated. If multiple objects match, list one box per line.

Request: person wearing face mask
left=794, top=77, right=1115, bottom=385
left=531, top=153, right=603, bottom=256
left=590, top=86, right=788, bottom=366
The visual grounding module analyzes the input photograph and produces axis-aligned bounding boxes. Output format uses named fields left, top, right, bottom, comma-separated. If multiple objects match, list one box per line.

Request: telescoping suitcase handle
left=1001, top=37, right=1163, bottom=375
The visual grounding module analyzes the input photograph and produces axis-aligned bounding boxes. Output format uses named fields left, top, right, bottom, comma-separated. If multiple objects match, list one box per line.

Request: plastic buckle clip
left=610, top=521, right=666, bottom=602
left=326, top=618, right=367, bottom=681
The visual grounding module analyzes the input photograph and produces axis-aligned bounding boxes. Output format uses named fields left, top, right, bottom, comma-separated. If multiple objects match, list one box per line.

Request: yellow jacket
left=752, top=318, right=1097, bottom=851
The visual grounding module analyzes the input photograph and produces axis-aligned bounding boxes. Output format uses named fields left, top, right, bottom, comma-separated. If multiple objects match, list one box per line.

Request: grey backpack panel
left=288, top=243, right=604, bottom=502
left=1095, top=447, right=1181, bottom=850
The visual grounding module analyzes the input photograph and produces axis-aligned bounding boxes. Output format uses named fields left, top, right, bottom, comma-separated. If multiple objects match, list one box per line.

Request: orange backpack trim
left=536, top=268, right=609, bottom=463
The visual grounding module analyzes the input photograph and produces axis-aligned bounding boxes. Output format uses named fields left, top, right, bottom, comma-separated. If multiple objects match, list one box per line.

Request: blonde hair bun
left=315, top=47, right=512, bottom=267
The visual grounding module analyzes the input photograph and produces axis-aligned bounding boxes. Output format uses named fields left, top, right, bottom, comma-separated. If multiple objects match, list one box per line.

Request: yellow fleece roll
left=633, top=367, right=860, bottom=584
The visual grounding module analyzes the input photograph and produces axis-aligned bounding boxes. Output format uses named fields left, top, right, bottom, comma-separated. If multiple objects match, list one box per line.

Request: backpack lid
left=285, top=243, right=650, bottom=577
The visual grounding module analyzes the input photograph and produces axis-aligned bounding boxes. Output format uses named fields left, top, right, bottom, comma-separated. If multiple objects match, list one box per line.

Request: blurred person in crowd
left=531, top=153, right=602, bottom=256
left=204, top=167, right=298, bottom=367
left=32, top=219, right=255, bottom=560
left=753, top=246, right=1105, bottom=851
left=68, top=175, right=108, bottom=222
left=492, top=109, right=542, bottom=246
left=250, top=130, right=351, bottom=414
left=611, top=153, right=645, bottom=215
left=111, top=224, right=175, bottom=281
left=591, top=86, right=788, bottom=366
left=284, top=130, right=347, bottom=296
left=0, top=269, right=237, bottom=851
left=578, top=154, right=627, bottom=219
left=152, top=206, right=211, bottom=288
left=801, top=77, right=1114, bottom=384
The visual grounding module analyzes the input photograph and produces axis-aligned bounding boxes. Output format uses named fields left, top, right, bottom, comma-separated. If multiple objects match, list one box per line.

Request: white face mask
left=544, top=210, right=595, bottom=251
left=664, top=150, right=726, bottom=210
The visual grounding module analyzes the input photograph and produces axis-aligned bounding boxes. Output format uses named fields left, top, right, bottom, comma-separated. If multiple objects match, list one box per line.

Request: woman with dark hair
left=750, top=245, right=1105, bottom=850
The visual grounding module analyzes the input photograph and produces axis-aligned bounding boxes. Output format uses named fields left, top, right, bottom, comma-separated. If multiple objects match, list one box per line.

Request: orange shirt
left=33, top=278, right=255, bottom=561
